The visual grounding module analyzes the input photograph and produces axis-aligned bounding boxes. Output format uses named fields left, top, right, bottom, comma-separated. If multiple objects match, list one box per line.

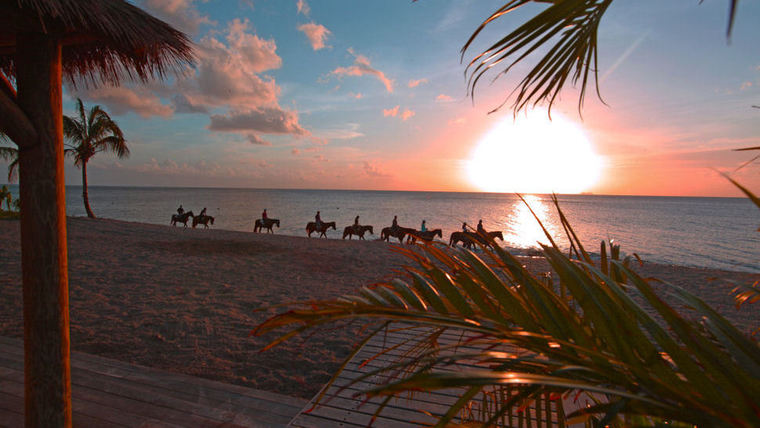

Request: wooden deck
left=0, top=336, right=307, bottom=428
left=290, top=325, right=580, bottom=427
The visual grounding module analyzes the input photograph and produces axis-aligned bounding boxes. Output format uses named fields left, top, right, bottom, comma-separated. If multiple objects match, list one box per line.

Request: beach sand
left=0, top=217, right=758, bottom=399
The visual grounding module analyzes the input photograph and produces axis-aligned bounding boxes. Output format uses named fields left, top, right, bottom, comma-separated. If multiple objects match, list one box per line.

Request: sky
left=2, top=0, right=759, bottom=196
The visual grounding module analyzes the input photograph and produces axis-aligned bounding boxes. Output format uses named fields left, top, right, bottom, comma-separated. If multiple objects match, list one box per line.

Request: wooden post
left=15, top=32, right=72, bottom=428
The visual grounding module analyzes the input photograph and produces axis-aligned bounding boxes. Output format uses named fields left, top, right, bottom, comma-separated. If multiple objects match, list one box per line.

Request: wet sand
left=0, top=217, right=757, bottom=399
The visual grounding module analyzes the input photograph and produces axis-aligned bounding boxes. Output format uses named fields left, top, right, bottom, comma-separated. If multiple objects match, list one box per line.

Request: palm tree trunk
left=81, top=161, right=95, bottom=218
left=16, top=33, right=72, bottom=428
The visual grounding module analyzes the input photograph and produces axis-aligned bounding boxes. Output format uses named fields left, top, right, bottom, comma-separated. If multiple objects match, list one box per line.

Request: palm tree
left=63, top=98, right=129, bottom=218
left=0, top=185, right=11, bottom=211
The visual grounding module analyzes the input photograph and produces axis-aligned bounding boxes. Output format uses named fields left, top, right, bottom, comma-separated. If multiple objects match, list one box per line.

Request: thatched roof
left=0, top=0, right=194, bottom=86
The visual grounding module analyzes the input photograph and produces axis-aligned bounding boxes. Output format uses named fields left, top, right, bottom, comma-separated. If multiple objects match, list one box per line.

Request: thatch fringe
left=0, top=0, right=195, bottom=87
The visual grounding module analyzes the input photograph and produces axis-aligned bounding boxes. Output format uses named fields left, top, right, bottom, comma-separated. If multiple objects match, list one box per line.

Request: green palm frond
left=253, top=198, right=760, bottom=427
left=461, top=0, right=740, bottom=115
left=63, top=98, right=128, bottom=166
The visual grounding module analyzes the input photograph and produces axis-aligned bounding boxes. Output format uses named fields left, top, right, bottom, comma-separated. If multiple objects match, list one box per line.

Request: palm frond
left=462, top=0, right=741, bottom=115
left=0, top=144, right=19, bottom=182
left=253, top=199, right=760, bottom=427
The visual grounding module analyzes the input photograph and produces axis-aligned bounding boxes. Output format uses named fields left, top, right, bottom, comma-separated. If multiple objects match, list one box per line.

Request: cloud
left=298, top=22, right=331, bottom=50
left=350, top=92, right=363, bottom=99
left=74, top=86, right=173, bottom=118
left=317, top=123, right=363, bottom=140
left=436, top=94, right=453, bottom=102
left=176, top=19, right=282, bottom=109
left=291, top=148, right=300, bottom=155
left=408, top=78, right=428, bottom=88
left=209, top=107, right=308, bottom=135
left=401, top=109, right=415, bottom=121
left=363, top=161, right=390, bottom=177
left=332, top=48, right=394, bottom=93
left=383, top=105, right=399, bottom=117
left=296, top=0, right=310, bottom=16
left=258, top=160, right=271, bottom=168
left=740, top=81, right=753, bottom=91
left=139, top=0, right=212, bottom=35
left=313, top=154, right=328, bottom=162
left=171, top=94, right=209, bottom=114
left=448, top=117, right=466, bottom=126
left=247, top=134, right=272, bottom=146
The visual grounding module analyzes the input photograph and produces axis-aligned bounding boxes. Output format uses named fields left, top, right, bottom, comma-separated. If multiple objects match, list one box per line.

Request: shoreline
left=1, top=217, right=758, bottom=399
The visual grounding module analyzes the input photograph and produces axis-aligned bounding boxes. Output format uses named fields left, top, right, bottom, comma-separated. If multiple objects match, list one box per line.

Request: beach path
left=0, top=335, right=306, bottom=427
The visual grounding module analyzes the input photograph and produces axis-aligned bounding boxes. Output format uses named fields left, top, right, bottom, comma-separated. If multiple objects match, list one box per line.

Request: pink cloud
left=350, top=92, right=363, bottom=99
left=383, top=105, right=399, bottom=117
left=139, top=0, right=212, bottom=35
left=332, top=49, right=394, bottom=93
left=363, top=161, right=390, bottom=177
left=209, top=107, right=308, bottom=135
left=448, top=117, right=466, bottom=126
left=401, top=109, right=415, bottom=121
left=740, top=81, right=753, bottom=91
left=74, top=86, right=173, bottom=118
left=408, top=78, right=428, bottom=88
left=296, top=0, right=310, bottom=16
left=291, top=148, right=300, bottom=155
left=436, top=94, right=453, bottom=102
left=298, top=22, right=331, bottom=50
left=247, top=134, right=272, bottom=146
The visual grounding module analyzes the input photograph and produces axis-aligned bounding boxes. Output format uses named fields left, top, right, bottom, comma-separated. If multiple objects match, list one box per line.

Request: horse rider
left=477, top=219, right=485, bottom=235
left=262, top=209, right=268, bottom=221
left=200, top=207, right=207, bottom=217
left=391, top=215, right=398, bottom=232
left=315, top=211, right=322, bottom=230
left=462, top=222, right=467, bottom=232
left=354, top=215, right=360, bottom=232
left=177, top=204, right=184, bottom=216
left=420, top=219, right=427, bottom=233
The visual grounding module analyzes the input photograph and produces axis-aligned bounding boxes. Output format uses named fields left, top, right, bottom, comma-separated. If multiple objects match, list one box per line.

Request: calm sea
left=4, top=185, right=759, bottom=273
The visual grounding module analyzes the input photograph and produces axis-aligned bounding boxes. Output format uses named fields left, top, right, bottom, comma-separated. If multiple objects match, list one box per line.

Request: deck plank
left=0, top=336, right=306, bottom=428
left=290, top=325, right=572, bottom=427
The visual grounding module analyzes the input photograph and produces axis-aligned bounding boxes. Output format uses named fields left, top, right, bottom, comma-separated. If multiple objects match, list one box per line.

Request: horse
left=306, top=221, right=336, bottom=238
left=407, top=228, right=443, bottom=244
left=170, top=211, right=194, bottom=227
left=254, top=218, right=280, bottom=233
left=343, top=224, right=374, bottom=240
left=192, top=214, right=215, bottom=229
left=380, top=226, right=414, bottom=244
left=469, top=230, right=505, bottom=249
left=449, top=231, right=476, bottom=249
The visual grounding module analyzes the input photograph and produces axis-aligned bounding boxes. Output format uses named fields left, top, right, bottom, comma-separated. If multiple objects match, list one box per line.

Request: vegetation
left=0, top=184, right=19, bottom=219
left=255, top=196, right=759, bottom=427
left=457, top=0, right=739, bottom=116
left=64, top=98, right=129, bottom=218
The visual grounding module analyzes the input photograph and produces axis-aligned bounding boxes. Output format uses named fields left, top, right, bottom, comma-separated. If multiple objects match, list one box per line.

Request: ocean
left=4, top=185, right=759, bottom=273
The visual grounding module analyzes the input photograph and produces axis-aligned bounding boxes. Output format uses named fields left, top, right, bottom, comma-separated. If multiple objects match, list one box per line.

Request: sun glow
left=466, top=110, right=603, bottom=194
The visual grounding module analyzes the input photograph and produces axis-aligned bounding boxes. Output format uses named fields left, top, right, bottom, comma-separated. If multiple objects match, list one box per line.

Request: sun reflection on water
left=502, top=195, right=558, bottom=250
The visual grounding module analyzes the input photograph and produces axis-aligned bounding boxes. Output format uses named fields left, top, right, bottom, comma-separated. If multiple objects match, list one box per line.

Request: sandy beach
left=0, top=217, right=758, bottom=400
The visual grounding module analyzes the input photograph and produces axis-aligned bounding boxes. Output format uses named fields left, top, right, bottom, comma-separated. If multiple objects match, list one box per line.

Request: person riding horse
left=177, top=205, right=184, bottom=215
left=315, top=211, right=322, bottom=230
left=200, top=207, right=207, bottom=217
left=392, top=215, right=399, bottom=233
left=262, top=209, right=268, bottom=220
left=420, top=219, right=427, bottom=233
left=477, top=219, right=485, bottom=235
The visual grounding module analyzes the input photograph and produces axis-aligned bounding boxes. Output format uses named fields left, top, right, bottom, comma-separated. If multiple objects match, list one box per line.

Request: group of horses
left=170, top=210, right=215, bottom=228
left=171, top=211, right=502, bottom=248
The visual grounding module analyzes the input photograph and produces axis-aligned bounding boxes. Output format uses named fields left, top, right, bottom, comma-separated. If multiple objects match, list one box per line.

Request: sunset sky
left=2, top=0, right=759, bottom=196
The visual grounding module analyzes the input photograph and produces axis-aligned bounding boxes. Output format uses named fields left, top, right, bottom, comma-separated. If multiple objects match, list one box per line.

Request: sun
left=466, top=109, right=604, bottom=194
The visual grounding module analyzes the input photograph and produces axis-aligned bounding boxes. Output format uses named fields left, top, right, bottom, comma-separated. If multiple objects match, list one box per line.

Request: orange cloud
left=298, top=22, right=330, bottom=50
left=383, top=105, right=400, bottom=117
left=332, top=48, right=394, bottom=92
left=408, top=78, right=428, bottom=88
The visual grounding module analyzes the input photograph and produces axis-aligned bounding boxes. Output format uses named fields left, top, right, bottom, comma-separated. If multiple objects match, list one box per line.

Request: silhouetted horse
left=381, top=226, right=414, bottom=243
left=192, top=214, right=215, bottom=229
left=170, top=211, right=194, bottom=227
left=407, top=228, right=443, bottom=244
left=306, top=221, right=336, bottom=238
left=469, top=230, right=505, bottom=249
left=343, top=224, right=374, bottom=240
left=254, top=218, right=280, bottom=233
left=449, top=231, right=475, bottom=249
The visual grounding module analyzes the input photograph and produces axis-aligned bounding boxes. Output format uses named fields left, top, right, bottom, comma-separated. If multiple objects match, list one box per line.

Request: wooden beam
left=0, top=71, right=37, bottom=149
left=15, top=32, right=72, bottom=428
